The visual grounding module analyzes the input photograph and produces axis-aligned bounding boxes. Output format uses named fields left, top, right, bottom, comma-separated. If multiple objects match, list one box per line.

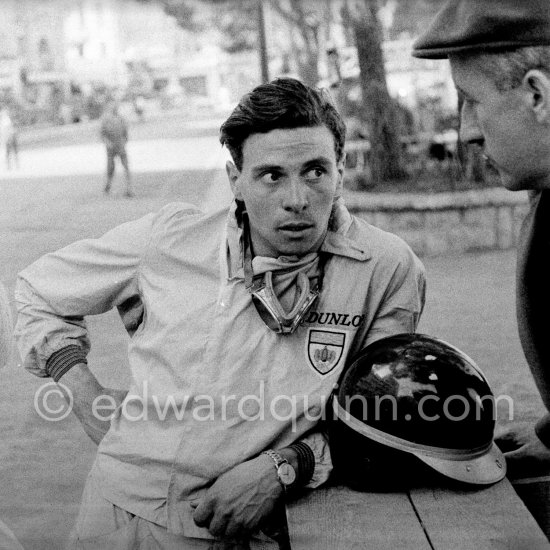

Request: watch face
left=278, top=462, right=297, bottom=486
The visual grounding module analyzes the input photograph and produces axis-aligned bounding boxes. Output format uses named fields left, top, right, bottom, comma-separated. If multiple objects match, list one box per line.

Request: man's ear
left=523, top=69, right=550, bottom=124
left=226, top=160, right=243, bottom=200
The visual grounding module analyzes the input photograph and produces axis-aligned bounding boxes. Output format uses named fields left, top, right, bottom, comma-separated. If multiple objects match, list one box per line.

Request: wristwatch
left=263, top=449, right=297, bottom=489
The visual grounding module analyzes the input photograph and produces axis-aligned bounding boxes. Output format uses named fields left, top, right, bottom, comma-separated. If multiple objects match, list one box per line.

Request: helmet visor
left=416, top=442, right=506, bottom=485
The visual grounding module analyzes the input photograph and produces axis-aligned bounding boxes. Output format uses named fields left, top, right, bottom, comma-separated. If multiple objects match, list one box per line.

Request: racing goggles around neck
left=249, top=270, right=320, bottom=334
left=242, top=213, right=322, bottom=335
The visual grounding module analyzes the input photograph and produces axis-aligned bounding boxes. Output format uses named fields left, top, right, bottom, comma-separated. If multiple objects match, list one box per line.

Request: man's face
left=450, top=54, right=549, bottom=191
left=227, top=126, right=344, bottom=258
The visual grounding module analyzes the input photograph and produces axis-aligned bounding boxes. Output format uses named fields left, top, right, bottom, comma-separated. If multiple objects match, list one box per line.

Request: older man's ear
left=523, top=69, right=550, bottom=125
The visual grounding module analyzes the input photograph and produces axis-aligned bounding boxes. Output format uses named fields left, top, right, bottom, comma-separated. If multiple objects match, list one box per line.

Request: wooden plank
left=286, top=485, right=431, bottom=549
left=409, top=478, right=550, bottom=549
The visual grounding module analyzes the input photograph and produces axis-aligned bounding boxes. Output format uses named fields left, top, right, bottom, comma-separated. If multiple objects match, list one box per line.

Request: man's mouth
left=279, top=222, right=314, bottom=233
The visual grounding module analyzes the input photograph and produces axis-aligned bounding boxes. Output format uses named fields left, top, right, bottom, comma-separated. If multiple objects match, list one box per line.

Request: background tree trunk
left=258, top=0, right=269, bottom=83
left=342, top=0, right=406, bottom=184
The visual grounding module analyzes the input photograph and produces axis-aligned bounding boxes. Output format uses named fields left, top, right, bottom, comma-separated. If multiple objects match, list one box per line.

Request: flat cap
left=412, top=0, right=550, bottom=59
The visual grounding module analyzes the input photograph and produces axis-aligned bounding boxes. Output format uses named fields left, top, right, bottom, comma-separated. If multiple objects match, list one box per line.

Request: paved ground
left=0, top=118, right=545, bottom=548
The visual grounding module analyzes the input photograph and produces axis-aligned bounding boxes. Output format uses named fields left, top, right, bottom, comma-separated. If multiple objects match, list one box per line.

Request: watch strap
left=263, top=449, right=288, bottom=469
left=287, top=441, right=315, bottom=485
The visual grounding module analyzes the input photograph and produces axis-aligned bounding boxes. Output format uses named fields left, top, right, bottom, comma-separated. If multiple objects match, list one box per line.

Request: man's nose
left=459, top=99, right=484, bottom=146
left=282, top=178, right=308, bottom=212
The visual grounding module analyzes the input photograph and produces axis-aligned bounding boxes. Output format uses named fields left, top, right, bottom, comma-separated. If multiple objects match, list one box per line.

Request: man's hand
left=192, top=454, right=284, bottom=540
left=495, top=422, right=550, bottom=479
left=60, top=363, right=127, bottom=445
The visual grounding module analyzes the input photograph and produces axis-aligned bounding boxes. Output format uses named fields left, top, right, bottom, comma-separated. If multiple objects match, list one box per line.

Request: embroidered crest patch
left=307, top=329, right=346, bottom=375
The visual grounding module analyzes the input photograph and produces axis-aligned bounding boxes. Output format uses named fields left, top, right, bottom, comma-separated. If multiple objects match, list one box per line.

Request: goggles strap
left=243, top=213, right=254, bottom=290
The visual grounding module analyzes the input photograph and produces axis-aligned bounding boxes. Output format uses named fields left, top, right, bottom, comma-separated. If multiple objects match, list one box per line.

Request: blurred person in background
left=100, top=100, right=133, bottom=197
left=133, top=95, right=145, bottom=122
left=413, top=0, right=550, bottom=479
left=0, top=107, right=18, bottom=171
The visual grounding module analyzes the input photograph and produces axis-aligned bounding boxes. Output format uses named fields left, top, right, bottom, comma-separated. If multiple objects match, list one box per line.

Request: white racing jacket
left=15, top=199, right=426, bottom=538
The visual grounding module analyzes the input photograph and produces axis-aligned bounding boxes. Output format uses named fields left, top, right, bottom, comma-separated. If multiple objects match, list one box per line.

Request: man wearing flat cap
left=413, top=0, right=550, bottom=481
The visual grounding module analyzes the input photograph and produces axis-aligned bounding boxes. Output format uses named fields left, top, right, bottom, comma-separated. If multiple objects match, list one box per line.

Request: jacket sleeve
left=14, top=212, right=156, bottom=378
left=363, top=244, right=426, bottom=348
left=298, top=431, right=332, bottom=489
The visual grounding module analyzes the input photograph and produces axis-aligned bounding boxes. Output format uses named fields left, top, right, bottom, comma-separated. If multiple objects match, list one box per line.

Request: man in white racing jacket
left=15, top=77, right=426, bottom=548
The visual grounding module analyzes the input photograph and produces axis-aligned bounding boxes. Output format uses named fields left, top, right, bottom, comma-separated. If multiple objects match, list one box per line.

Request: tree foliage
left=141, top=0, right=330, bottom=84
left=133, top=0, right=198, bottom=31
left=211, top=0, right=259, bottom=54
left=265, top=0, right=331, bottom=86
left=389, top=0, right=443, bottom=39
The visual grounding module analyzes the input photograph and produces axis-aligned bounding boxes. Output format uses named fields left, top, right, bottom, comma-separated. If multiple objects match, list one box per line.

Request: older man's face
left=450, top=54, right=550, bottom=191
left=227, top=126, right=344, bottom=258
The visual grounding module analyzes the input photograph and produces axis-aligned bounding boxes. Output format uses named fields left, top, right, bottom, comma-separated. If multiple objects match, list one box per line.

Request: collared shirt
left=15, top=200, right=425, bottom=538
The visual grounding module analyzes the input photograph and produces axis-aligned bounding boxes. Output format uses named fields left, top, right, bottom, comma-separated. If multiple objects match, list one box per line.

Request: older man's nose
left=459, top=100, right=484, bottom=146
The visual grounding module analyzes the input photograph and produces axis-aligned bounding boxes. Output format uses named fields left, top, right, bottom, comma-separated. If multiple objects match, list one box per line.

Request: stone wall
left=344, top=187, right=530, bottom=256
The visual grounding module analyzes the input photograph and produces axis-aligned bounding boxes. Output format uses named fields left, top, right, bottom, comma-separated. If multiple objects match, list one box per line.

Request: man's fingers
left=208, top=513, right=242, bottom=539
left=194, top=500, right=240, bottom=540
left=494, top=425, right=527, bottom=453
left=192, top=500, right=213, bottom=528
left=495, top=432, right=521, bottom=453
left=495, top=425, right=517, bottom=440
left=207, top=516, right=226, bottom=538
left=220, top=519, right=246, bottom=541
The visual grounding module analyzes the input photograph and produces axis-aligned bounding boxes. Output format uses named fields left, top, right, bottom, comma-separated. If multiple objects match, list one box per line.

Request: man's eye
left=305, top=167, right=325, bottom=180
left=260, top=172, right=281, bottom=183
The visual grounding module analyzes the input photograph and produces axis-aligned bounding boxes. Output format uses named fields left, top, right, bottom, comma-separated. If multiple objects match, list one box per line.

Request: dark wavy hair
left=220, top=77, right=346, bottom=170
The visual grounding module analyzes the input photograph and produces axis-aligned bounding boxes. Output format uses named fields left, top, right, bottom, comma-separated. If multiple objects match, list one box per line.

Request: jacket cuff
left=287, top=441, right=315, bottom=486
left=46, top=345, right=87, bottom=382
left=534, top=413, right=550, bottom=448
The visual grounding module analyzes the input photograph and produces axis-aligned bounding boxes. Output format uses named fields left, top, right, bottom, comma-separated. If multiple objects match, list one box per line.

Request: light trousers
left=69, top=471, right=279, bottom=550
